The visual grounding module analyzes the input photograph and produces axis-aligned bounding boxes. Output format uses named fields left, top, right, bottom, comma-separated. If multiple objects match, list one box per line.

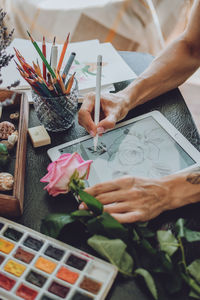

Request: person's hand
left=78, top=91, right=131, bottom=136
left=78, top=176, right=174, bottom=223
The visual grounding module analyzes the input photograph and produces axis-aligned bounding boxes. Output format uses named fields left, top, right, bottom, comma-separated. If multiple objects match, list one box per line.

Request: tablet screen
left=59, top=116, right=195, bottom=184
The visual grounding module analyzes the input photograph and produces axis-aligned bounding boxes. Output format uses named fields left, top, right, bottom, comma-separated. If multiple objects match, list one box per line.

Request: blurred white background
left=1, top=0, right=200, bottom=130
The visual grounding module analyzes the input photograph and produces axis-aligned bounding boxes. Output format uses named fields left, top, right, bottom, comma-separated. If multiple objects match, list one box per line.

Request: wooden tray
left=0, top=90, right=29, bottom=216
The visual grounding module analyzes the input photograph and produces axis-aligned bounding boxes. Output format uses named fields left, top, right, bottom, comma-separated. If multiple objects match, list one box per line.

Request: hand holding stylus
left=78, top=91, right=130, bottom=137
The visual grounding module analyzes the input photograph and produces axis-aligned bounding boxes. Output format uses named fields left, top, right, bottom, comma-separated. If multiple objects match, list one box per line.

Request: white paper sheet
left=1, top=38, right=136, bottom=93
left=1, top=38, right=100, bottom=88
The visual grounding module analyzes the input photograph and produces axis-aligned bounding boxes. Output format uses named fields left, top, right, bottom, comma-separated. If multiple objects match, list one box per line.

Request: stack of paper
left=1, top=38, right=137, bottom=101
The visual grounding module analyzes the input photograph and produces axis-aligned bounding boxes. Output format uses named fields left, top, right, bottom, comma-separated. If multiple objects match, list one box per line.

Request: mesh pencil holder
left=32, top=80, right=78, bottom=132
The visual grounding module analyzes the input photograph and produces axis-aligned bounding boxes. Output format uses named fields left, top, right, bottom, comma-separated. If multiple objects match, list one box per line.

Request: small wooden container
left=0, top=90, right=29, bottom=216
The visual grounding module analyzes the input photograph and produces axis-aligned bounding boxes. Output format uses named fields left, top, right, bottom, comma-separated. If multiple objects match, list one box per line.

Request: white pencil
left=50, top=37, right=58, bottom=71
left=50, top=45, right=58, bottom=71
left=94, top=55, right=102, bottom=151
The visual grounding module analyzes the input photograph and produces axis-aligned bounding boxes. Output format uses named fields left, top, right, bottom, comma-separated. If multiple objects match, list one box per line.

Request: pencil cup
left=32, top=81, right=78, bottom=132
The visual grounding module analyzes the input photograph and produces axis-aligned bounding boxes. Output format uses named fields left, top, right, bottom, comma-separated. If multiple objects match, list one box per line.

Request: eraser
left=28, top=125, right=51, bottom=148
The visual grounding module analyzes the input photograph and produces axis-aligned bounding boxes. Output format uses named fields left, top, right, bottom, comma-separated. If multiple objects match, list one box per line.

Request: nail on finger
left=89, top=131, right=95, bottom=137
left=97, top=127, right=105, bottom=134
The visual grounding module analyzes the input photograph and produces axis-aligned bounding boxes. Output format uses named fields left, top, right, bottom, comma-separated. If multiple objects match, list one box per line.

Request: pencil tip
left=43, top=36, right=45, bottom=43
left=66, top=32, right=70, bottom=42
left=27, top=30, right=34, bottom=42
left=53, top=36, right=56, bottom=45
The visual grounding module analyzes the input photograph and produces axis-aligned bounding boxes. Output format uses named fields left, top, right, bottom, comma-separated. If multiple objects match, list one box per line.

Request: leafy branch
left=0, top=9, right=19, bottom=89
left=41, top=188, right=200, bottom=300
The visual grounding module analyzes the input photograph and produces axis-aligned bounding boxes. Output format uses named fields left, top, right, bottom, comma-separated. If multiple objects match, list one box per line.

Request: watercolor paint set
left=0, top=217, right=118, bottom=300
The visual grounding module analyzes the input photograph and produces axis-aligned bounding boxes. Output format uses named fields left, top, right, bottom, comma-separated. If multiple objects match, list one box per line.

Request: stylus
left=94, top=55, right=102, bottom=151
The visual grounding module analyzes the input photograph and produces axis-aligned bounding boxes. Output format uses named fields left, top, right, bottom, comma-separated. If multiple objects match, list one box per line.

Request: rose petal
left=77, top=160, right=93, bottom=179
left=41, top=163, right=57, bottom=182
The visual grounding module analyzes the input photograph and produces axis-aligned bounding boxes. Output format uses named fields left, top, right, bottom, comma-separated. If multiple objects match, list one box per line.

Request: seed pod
left=0, top=121, right=15, bottom=139
left=10, top=112, right=19, bottom=121
left=0, top=172, right=14, bottom=191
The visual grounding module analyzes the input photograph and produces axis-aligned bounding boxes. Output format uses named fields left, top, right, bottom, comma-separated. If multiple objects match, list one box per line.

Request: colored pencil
left=53, top=77, right=63, bottom=96
left=33, top=62, right=42, bottom=79
left=57, top=72, right=66, bottom=94
left=14, top=48, right=35, bottom=74
left=47, top=72, right=53, bottom=86
left=36, top=60, right=43, bottom=79
left=50, top=37, right=56, bottom=66
left=56, top=33, right=70, bottom=73
left=15, top=35, right=77, bottom=100
left=62, top=73, right=66, bottom=84
left=66, top=72, right=75, bottom=94
left=27, top=31, right=56, bottom=78
left=50, top=42, right=58, bottom=71
left=62, top=52, right=76, bottom=80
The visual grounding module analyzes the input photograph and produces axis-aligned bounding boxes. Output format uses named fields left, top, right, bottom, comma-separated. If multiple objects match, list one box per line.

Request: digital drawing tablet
left=47, top=111, right=200, bottom=186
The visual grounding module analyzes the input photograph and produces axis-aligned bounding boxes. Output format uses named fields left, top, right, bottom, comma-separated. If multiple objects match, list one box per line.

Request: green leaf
left=88, top=235, right=133, bottom=276
left=141, top=239, right=157, bottom=255
left=189, top=290, right=200, bottom=299
left=185, top=228, right=200, bottom=242
left=135, top=222, right=155, bottom=238
left=175, top=218, right=200, bottom=242
left=153, top=252, right=173, bottom=274
left=135, top=268, right=158, bottom=300
left=132, top=229, right=140, bottom=242
left=71, top=210, right=92, bottom=218
left=41, top=214, right=75, bottom=238
left=157, top=230, right=179, bottom=256
left=188, top=260, right=200, bottom=284
left=181, top=272, right=200, bottom=296
left=78, top=189, right=103, bottom=215
left=86, top=212, right=128, bottom=241
left=98, top=212, right=128, bottom=240
left=139, top=227, right=155, bottom=238
left=87, top=217, right=105, bottom=236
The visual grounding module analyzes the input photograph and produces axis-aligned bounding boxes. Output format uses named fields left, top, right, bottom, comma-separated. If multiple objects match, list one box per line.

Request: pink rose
left=40, top=152, right=92, bottom=197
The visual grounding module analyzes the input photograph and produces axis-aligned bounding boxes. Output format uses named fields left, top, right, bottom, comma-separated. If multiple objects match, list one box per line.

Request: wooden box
left=0, top=90, right=29, bottom=217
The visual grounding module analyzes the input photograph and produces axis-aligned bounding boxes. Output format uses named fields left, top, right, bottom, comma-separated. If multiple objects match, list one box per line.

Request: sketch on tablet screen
left=105, top=126, right=172, bottom=179
left=87, top=142, right=107, bottom=155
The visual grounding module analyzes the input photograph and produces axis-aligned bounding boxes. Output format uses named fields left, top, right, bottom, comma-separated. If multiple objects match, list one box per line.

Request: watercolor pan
left=0, top=217, right=118, bottom=300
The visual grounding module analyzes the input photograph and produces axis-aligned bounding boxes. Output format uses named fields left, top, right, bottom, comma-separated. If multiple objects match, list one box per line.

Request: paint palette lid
left=0, top=217, right=118, bottom=300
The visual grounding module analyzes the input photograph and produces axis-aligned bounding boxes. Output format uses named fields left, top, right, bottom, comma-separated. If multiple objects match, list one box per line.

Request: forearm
left=120, top=0, right=200, bottom=110
left=162, top=168, right=200, bottom=211
left=121, top=36, right=200, bottom=109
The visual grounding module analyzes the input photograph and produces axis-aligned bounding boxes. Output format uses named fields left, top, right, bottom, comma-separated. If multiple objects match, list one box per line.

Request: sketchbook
left=1, top=38, right=137, bottom=98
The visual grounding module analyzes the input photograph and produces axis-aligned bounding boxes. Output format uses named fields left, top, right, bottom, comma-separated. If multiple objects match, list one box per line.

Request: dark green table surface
left=11, top=51, right=200, bottom=300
